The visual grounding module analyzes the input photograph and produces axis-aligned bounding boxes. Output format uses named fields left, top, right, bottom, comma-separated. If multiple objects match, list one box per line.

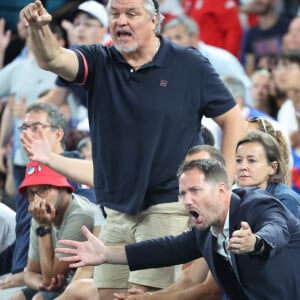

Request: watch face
left=36, top=227, right=51, bottom=237
left=255, top=236, right=263, bottom=252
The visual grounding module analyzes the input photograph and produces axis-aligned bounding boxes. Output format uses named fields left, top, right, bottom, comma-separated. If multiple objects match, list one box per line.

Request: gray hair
left=221, top=75, right=246, bottom=100
left=107, top=0, right=164, bottom=34
left=162, top=15, right=199, bottom=36
left=25, top=102, right=67, bottom=146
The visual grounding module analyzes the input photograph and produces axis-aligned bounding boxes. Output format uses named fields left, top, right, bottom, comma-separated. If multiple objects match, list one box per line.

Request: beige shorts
left=93, top=201, right=189, bottom=289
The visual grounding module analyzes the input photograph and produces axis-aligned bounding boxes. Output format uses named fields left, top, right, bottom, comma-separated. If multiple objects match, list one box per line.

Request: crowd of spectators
left=1, top=0, right=300, bottom=299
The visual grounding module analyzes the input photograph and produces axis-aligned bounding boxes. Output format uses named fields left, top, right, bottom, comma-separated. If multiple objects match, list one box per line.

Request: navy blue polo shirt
left=71, top=36, right=236, bottom=215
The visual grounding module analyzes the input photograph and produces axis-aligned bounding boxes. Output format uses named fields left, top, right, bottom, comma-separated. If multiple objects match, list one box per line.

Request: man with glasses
left=11, top=160, right=95, bottom=300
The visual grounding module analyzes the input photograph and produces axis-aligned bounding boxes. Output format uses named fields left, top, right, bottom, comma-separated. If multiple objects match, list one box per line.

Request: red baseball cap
left=18, top=161, right=74, bottom=196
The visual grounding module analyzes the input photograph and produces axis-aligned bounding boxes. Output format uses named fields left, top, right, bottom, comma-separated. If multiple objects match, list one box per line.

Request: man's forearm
left=217, top=106, right=247, bottom=184
left=24, top=271, right=43, bottom=290
left=39, top=232, right=56, bottom=285
left=148, top=276, right=222, bottom=300
left=48, top=153, right=94, bottom=186
left=106, top=245, right=128, bottom=265
left=20, top=1, right=78, bottom=81
left=28, top=25, right=78, bottom=81
left=29, top=25, right=61, bottom=70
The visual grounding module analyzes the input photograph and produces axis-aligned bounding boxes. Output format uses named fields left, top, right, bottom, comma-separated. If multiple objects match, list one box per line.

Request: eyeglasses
left=18, top=122, right=57, bottom=133
left=26, top=185, right=52, bottom=201
left=153, top=0, right=159, bottom=12
left=248, top=117, right=268, bottom=134
left=179, top=186, right=202, bottom=201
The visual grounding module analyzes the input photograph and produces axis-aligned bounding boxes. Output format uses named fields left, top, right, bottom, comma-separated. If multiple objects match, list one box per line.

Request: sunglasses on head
left=248, top=117, right=268, bottom=134
left=152, top=0, right=159, bottom=12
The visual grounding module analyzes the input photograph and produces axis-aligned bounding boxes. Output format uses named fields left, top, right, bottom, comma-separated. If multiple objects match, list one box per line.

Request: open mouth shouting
left=115, top=28, right=133, bottom=42
left=188, top=209, right=201, bottom=224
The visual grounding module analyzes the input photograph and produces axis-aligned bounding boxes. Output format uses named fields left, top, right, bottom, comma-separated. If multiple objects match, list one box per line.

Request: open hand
left=56, top=225, right=107, bottom=268
left=227, top=221, right=256, bottom=254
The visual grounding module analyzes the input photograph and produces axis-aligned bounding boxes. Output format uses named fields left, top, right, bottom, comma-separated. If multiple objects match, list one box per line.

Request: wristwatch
left=36, top=226, right=51, bottom=237
left=251, top=234, right=264, bottom=254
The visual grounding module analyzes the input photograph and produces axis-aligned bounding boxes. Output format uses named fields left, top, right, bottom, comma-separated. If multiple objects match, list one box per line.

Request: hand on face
left=28, top=197, right=55, bottom=226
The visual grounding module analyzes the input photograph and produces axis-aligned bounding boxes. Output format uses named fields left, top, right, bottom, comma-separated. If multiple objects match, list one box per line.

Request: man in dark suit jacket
left=56, top=159, right=300, bottom=300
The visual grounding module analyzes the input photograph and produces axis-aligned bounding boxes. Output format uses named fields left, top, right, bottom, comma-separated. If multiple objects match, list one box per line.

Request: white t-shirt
left=0, top=203, right=16, bottom=254
left=277, top=99, right=298, bottom=138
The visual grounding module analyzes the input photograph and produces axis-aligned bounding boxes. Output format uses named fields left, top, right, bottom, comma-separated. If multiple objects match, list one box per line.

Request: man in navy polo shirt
left=20, top=0, right=247, bottom=298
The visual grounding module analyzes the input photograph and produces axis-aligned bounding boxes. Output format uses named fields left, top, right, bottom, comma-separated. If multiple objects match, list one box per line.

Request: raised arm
left=20, top=0, right=78, bottom=81
left=20, top=127, right=94, bottom=186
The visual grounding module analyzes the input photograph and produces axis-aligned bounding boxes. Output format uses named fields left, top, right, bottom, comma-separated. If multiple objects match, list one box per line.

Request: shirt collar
left=110, top=35, right=169, bottom=68
left=210, top=209, right=230, bottom=239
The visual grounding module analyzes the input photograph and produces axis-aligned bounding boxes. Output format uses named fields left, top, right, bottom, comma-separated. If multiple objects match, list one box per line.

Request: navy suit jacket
left=126, top=187, right=300, bottom=300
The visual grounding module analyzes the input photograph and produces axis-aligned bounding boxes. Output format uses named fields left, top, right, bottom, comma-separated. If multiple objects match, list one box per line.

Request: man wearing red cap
left=12, top=161, right=96, bottom=300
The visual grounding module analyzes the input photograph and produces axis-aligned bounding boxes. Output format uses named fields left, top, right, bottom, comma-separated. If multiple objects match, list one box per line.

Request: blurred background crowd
left=1, top=0, right=300, bottom=298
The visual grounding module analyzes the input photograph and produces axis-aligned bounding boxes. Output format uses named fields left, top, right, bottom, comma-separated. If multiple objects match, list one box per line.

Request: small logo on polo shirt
left=160, top=80, right=168, bottom=87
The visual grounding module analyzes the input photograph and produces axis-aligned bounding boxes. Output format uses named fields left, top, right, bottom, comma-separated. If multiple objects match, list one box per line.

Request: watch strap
left=36, top=226, right=51, bottom=237
left=250, top=234, right=264, bottom=255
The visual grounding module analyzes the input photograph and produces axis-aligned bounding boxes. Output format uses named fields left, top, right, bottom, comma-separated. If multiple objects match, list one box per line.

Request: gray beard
left=114, top=42, right=139, bottom=54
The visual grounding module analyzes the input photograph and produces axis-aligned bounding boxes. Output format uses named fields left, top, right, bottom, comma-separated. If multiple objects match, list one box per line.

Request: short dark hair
left=178, top=159, right=229, bottom=189
left=186, top=145, right=226, bottom=167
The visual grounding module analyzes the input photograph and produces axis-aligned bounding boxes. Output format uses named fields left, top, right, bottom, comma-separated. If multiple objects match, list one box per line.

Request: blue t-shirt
left=71, top=36, right=236, bottom=215
left=244, top=16, right=290, bottom=58
left=267, top=182, right=300, bottom=219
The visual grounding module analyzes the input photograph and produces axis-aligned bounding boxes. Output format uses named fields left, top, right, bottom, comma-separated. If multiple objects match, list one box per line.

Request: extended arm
left=20, top=127, right=94, bottom=186
left=20, top=0, right=78, bottom=81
